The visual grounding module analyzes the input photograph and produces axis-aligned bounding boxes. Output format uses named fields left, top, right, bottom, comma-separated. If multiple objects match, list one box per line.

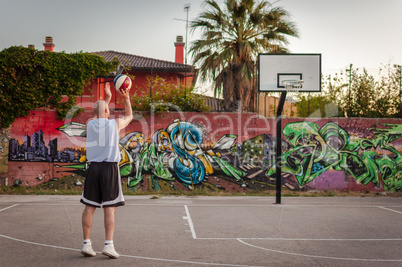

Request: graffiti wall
left=6, top=110, right=402, bottom=192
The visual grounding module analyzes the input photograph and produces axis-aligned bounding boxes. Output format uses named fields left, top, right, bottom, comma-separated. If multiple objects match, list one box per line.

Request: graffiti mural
left=267, top=122, right=402, bottom=191
left=57, top=119, right=267, bottom=190
left=6, top=110, right=402, bottom=192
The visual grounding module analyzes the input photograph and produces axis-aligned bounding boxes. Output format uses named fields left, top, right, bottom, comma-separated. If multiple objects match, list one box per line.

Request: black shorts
left=80, top=162, right=125, bottom=208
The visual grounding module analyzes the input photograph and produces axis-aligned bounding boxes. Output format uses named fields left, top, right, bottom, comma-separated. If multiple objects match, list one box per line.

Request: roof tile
left=92, top=51, right=194, bottom=73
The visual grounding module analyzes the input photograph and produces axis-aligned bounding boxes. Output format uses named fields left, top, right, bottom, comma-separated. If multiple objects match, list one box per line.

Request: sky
left=1, top=0, right=401, bottom=92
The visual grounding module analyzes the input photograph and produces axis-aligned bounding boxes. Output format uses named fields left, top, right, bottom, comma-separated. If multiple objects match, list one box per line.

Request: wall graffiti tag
left=267, top=122, right=402, bottom=191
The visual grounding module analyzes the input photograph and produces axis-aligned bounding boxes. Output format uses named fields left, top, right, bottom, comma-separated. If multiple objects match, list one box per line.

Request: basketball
left=113, top=74, right=132, bottom=92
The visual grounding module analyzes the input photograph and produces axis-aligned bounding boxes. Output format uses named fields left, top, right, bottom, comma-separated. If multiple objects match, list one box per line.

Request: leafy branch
left=0, top=46, right=115, bottom=128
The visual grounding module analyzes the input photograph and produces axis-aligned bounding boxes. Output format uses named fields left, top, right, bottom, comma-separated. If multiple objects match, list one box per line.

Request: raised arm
left=116, top=87, right=133, bottom=131
left=104, top=82, right=112, bottom=105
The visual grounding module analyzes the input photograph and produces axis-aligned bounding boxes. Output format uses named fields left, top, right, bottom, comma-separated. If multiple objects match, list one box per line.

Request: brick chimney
left=43, top=36, right=55, bottom=52
left=174, top=35, right=185, bottom=64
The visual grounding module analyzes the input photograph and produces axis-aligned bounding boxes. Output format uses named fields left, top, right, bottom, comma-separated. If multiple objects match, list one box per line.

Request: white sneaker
left=102, top=244, right=120, bottom=259
left=81, top=242, right=96, bottom=257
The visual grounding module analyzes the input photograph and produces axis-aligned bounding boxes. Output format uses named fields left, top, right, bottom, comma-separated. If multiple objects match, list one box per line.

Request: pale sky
left=1, top=0, right=401, bottom=83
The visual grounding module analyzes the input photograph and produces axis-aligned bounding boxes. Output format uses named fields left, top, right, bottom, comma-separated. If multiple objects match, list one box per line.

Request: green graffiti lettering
left=267, top=122, right=402, bottom=191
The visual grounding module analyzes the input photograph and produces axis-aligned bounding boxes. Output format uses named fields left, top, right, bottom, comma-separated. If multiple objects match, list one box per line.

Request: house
left=43, top=36, right=198, bottom=110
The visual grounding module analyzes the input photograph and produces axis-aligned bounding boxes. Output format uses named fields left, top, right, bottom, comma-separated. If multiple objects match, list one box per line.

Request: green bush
left=131, top=75, right=210, bottom=112
left=0, top=46, right=115, bottom=128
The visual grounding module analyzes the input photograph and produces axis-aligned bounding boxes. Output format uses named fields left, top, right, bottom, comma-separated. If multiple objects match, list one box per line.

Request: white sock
left=83, top=239, right=91, bottom=244
left=105, top=240, right=113, bottom=246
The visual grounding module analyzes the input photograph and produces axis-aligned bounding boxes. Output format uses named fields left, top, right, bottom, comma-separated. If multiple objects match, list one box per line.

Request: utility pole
left=346, top=64, right=353, bottom=117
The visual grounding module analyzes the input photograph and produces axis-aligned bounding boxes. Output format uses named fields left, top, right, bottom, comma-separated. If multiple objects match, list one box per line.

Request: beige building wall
left=256, top=93, right=298, bottom=117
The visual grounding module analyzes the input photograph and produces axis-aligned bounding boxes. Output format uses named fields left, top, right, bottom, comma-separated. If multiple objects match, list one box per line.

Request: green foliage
left=327, top=64, right=401, bottom=118
left=57, top=101, right=85, bottom=120
left=0, top=46, right=115, bottom=128
left=296, top=93, right=336, bottom=117
left=298, top=63, right=401, bottom=118
left=131, top=75, right=210, bottom=112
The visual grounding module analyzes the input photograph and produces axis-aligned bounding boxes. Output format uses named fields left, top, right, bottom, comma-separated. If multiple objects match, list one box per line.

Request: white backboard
left=258, top=54, right=321, bottom=92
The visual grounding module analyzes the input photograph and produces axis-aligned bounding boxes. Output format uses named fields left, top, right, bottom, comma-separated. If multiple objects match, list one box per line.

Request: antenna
left=184, top=3, right=190, bottom=65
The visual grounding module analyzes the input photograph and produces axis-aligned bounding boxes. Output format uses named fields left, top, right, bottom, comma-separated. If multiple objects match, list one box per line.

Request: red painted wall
left=5, top=110, right=402, bottom=192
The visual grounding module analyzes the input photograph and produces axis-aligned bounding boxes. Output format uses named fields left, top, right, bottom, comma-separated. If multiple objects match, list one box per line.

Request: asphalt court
left=0, top=195, right=401, bottom=266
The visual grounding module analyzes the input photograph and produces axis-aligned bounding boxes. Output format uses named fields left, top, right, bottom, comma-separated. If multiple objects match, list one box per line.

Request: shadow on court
left=0, top=195, right=401, bottom=266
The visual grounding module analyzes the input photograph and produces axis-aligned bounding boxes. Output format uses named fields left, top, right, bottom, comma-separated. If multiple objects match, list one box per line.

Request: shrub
left=130, top=75, right=210, bottom=112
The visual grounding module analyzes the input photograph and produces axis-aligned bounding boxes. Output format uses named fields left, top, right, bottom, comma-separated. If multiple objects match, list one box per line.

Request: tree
left=318, top=64, right=400, bottom=118
left=0, top=46, right=115, bottom=128
left=348, top=68, right=378, bottom=117
left=190, top=0, right=298, bottom=112
left=296, top=93, right=335, bottom=118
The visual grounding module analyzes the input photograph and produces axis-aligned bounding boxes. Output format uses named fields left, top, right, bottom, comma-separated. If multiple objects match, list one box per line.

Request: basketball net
left=282, top=80, right=304, bottom=93
left=282, top=80, right=303, bottom=114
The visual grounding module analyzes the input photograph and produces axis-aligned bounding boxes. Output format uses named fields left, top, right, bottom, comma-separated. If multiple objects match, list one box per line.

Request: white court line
left=16, top=203, right=402, bottom=208
left=0, top=233, right=80, bottom=252
left=378, top=206, right=402, bottom=215
left=118, top=253, right=264, bottom=266
left=237, top=239, right=402, bottom=262
left=0, top=204, right=18, bottom=212
left=0, top=233, right=262, bottom=267
left=197, top=237, right=402, bottom=241
left=183, top=205, right=197, bottom=239
left=183, top=204, right=402, bottom=241
left=164, top=204, right=402, bottom=208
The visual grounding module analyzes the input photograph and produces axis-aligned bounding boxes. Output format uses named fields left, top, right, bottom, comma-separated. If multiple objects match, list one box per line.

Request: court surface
left=0, top=195, right=401, bottom=266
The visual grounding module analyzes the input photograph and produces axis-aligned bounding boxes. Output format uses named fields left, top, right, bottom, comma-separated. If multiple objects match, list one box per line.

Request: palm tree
left=190, top=0, right=299, bottom=111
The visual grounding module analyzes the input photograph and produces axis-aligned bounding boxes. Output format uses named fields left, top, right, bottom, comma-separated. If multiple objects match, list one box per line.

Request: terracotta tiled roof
left=92, top=50, right=194, bottom=73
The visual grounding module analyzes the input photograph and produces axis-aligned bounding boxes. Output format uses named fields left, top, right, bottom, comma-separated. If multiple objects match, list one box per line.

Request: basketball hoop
left=282, top=80, right=304, bottom=93
left=282, top=80, right=303, bottom=103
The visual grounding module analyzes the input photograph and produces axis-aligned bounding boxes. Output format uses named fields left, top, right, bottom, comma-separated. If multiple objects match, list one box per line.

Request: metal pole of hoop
left=275, top=80, right=303, bottom=204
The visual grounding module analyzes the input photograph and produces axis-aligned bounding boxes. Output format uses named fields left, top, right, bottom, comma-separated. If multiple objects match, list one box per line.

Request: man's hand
left=118, top=87, right=131, bottom=100
left=105, top=82, right=112, bottom=104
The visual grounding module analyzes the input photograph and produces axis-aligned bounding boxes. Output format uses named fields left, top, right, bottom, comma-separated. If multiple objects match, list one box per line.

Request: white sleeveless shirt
left=86, top=118, right=120, bottom=162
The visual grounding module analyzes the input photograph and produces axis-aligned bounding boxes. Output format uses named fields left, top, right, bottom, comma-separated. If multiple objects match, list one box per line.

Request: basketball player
left=80, top=82, right=132, bottom=259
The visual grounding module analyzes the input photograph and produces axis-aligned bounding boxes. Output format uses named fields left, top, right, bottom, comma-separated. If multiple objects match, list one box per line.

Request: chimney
left=174, top=35, right=185, bottom=64
left=28, top=44, right=35, bottom=49
left=43, top=36, right=55, bottom=52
